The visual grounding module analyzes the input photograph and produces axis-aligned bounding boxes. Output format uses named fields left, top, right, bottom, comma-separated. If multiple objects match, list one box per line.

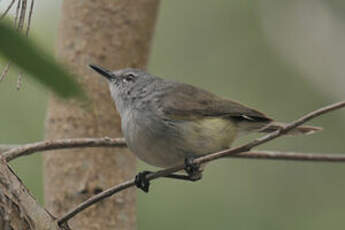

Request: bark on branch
left=0, top=158, right=62, bottom=230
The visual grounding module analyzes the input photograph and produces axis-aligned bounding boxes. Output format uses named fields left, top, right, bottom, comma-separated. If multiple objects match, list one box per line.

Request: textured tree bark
left=0, top=160, right=60, bottom=230
left=43, top=1, right=160, bottom=229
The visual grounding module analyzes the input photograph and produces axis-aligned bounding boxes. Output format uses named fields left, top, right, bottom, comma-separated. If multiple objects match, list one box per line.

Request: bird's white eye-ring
left=123, top=74, right=135, bottom=83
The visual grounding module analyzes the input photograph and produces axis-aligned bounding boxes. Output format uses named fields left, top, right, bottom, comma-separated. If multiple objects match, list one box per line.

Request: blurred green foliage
left=1, top=1, right=345, bottom=230
left=0, top=20, right=84, bottom=98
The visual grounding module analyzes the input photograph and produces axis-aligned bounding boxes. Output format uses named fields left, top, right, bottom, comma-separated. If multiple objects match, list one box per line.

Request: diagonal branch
left=57, top=100, right=345, bottom=225
left=56, top=150, right=345, bottom=225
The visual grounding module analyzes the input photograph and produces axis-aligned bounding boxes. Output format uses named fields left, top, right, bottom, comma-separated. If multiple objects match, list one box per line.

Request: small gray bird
left=89, top=64, right=321, bottom=192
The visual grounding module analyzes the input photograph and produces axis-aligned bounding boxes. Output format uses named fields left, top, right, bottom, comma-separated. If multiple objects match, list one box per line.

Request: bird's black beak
left=89, top=64, right=115, bottom=81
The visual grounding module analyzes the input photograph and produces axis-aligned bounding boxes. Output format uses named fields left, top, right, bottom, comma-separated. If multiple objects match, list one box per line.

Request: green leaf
left=0, top=20, right=84, bottom=98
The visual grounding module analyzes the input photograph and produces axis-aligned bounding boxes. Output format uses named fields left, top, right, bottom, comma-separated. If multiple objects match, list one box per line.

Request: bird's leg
left=164, top=173, right=199, bottom=181
left=184, top=156, right=202, bottom=181
left=135, top=171, right=151, bottom=193
left=161, top=157, right=202, bottom=181
left=135, top=161, right=203, bottom=192
left=135, top=171, right=192, bottom=193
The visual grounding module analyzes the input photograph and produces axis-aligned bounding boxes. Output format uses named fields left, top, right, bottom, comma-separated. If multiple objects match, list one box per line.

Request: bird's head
left=89, top=64, right=156, bottom=114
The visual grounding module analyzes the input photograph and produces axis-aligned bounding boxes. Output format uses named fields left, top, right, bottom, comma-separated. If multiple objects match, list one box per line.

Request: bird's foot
left=184, top=156, right=202, bottom=181
left=135, top=171, right=151, bottom=193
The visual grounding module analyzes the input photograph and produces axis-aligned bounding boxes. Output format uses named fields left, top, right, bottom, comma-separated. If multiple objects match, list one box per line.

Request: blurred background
left=1, top=0, right=345, bottom=229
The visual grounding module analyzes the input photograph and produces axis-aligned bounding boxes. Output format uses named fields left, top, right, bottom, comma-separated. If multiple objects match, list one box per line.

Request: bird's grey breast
left=121, top=103, right=186, bottom=168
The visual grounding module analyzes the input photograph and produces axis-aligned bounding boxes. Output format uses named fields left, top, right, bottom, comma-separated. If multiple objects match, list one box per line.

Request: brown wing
left=157, top=82, right=272, bottom=122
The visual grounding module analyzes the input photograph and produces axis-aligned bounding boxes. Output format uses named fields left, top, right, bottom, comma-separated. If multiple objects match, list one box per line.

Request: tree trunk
left=43, top=1, right=160, bottom=229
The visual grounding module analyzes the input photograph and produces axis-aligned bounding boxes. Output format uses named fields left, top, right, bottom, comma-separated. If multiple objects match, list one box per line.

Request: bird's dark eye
left=123, top=74, right=135, bottom=83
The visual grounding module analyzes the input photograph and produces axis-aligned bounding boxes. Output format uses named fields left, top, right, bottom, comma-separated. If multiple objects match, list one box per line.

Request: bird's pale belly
left=123, top=112, right=238, bottom=168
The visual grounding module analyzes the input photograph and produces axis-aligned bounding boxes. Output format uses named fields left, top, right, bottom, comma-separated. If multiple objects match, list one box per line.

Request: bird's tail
left=259, top=122, right=322, bottom=136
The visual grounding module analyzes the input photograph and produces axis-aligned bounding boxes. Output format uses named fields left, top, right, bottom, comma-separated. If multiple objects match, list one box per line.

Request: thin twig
left=14, top=0, right=21, bottom=27
left=16, top=72, right=22, bottom=90
left=3, top=137, right=126, bottom=161
left=3, top=142, right=345, bottom=163
left=0, top=0, right=16, bottom=20
left=57, top=100, right=345, bottom=225
left=17, top=0, right=35, bottom=90
left=0, top=0, right=19, bottom=82
left=232, top=151, right=345, bottom=162
left=57, top=180, right=136, bottom=225
left=3, top=141, right=345, bottom=164
left=0, top=63, right=11, bottom=81
left=17, top=0, right=26, bottom=31
left=0, top=0, right=34, bottom=87
left=25, top=0, right=34, bottom=36
left=16, top=72, right=23, bottom=89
